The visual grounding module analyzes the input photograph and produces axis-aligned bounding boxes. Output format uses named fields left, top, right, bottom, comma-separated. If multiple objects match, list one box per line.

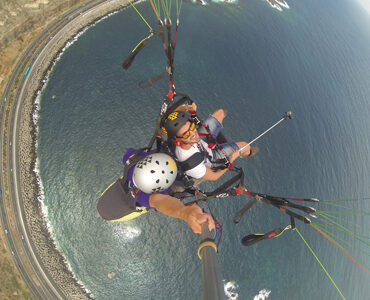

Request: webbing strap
left=139, top=71, right=168, bottom=88
left=146, top=96, right=173, bottom=151
left=161, top=93, right=193, bottom=121
left=179, top=152, right=205, bottom=172
left=123, top=148, right=148, bottom=180
left=197, top=118, right=230, bottom=164
left=184, top=170, right=245, bottom=206
left=207, top=169, right=244, bottom=197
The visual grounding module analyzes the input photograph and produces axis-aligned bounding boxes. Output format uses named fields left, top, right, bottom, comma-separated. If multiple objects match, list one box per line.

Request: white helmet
left=132, top=153, right=178, bottom=194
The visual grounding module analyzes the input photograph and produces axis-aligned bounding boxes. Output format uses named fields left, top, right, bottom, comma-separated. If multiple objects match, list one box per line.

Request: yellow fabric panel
left=109, top=209, right=148, bottom=222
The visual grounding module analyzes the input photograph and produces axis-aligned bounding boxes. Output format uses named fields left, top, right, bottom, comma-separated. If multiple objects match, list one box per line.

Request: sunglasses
left=179, top=122, right=196, bottom=139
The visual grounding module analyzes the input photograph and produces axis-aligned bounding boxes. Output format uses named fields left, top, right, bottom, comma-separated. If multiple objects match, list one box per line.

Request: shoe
left=241, top=146, right=259, bottom=158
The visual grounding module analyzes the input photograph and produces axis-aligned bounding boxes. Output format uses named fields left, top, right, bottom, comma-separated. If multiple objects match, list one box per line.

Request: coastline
left=17, top=0, right=130, bottom=298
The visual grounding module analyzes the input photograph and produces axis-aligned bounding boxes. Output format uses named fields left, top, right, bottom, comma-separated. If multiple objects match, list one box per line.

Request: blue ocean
left=37, top=0, right=370, bottom=299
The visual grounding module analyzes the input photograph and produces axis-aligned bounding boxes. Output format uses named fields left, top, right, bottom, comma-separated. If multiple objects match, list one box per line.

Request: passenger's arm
left=149, top=193, right=214, bottom=234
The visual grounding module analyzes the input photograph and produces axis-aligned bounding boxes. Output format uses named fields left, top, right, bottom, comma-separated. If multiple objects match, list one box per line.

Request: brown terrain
left=0, top=1, right=86, bottom=96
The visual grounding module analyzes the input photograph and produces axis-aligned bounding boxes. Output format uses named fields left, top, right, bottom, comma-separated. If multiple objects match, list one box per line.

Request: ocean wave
left=192, top=0, right=208, bottom=5
left=192, top=0, right=238, bottom=5
left=265, top=0, right=291, bottom=11
left=253, top=289, right=271, bottom=300
left=32, top=153, right=91, bottom=294
left=212, top=0, right=238, bottom=3
left=224, top=280, right=239, bottom=299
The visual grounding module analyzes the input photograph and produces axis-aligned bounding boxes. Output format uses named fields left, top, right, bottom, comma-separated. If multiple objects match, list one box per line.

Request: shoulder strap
left=179, top=152, right=206, bottom=172
left=123, top=148, right=150, bottom=180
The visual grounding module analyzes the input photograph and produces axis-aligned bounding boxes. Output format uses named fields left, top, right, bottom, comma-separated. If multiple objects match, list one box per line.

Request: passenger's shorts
left=198, top=114, right=239, bottom=163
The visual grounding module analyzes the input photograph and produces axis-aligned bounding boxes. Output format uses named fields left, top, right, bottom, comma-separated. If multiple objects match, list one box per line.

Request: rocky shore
left=17, top=1, right=130, bottom=298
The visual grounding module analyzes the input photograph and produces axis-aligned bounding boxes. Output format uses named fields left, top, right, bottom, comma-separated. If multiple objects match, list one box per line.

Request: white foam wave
left=275, top=0, right=289, bottom=9
left=192, top=0, right=238, bottom=4
left=253, top=289, right=271, bottom=300
left=224, top=280, right=239, bottom=299
left=212, top=0, right=238, bottom=3
left=192, top=0, right=208, bottom=5
left=265, top=0, right=292, bottom=11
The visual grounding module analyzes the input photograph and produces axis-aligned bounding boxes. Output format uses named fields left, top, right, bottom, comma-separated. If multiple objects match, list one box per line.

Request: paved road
left=0, top=0, right=117, bottom=298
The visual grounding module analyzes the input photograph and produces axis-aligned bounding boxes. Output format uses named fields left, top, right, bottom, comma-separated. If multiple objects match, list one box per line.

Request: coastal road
left=0, top=0, right=120, bottom=298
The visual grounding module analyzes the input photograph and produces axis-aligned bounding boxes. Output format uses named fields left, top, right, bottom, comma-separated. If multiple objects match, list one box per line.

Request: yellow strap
left=198, top=240, right=217, bottom=260
left=110, top=209, right=147, bottom=222
left=128, top=0, right=153, bottom=31
left=132, top=33, right=154, bottom=53
left=274, top=225, right=292, bottom=238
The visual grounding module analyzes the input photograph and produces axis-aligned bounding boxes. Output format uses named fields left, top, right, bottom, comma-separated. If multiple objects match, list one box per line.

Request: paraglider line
left=311, top=224, right=370, bottom=275
left=295, top=228, right=346, bottom=300
left=128, top=0, right=153, bottom=31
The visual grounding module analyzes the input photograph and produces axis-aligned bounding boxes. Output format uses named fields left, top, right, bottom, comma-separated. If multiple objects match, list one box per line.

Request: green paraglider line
left=150, top=0, right=161, bottom=20
left=317, top=212, right=370, bottom=242
left=176, top=0, right=183, bottom=18
left=313, top=223, right=370, bottom=265
left=317, top=211, right=370, bottom=231
left=310, top=225, right=370, bottom=276
left=160, top=0, right=171, bottom=19
left=322, top=197, right=370, bottom=203
left=295, top=228, right=346, bottom=300
left=128, top=0, right=153, bottom=31
left=314, top=217, right=370, bottom=248
left=318, top=211, right=368, bottom=216
left=319, top=202, right=370, bottom=215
